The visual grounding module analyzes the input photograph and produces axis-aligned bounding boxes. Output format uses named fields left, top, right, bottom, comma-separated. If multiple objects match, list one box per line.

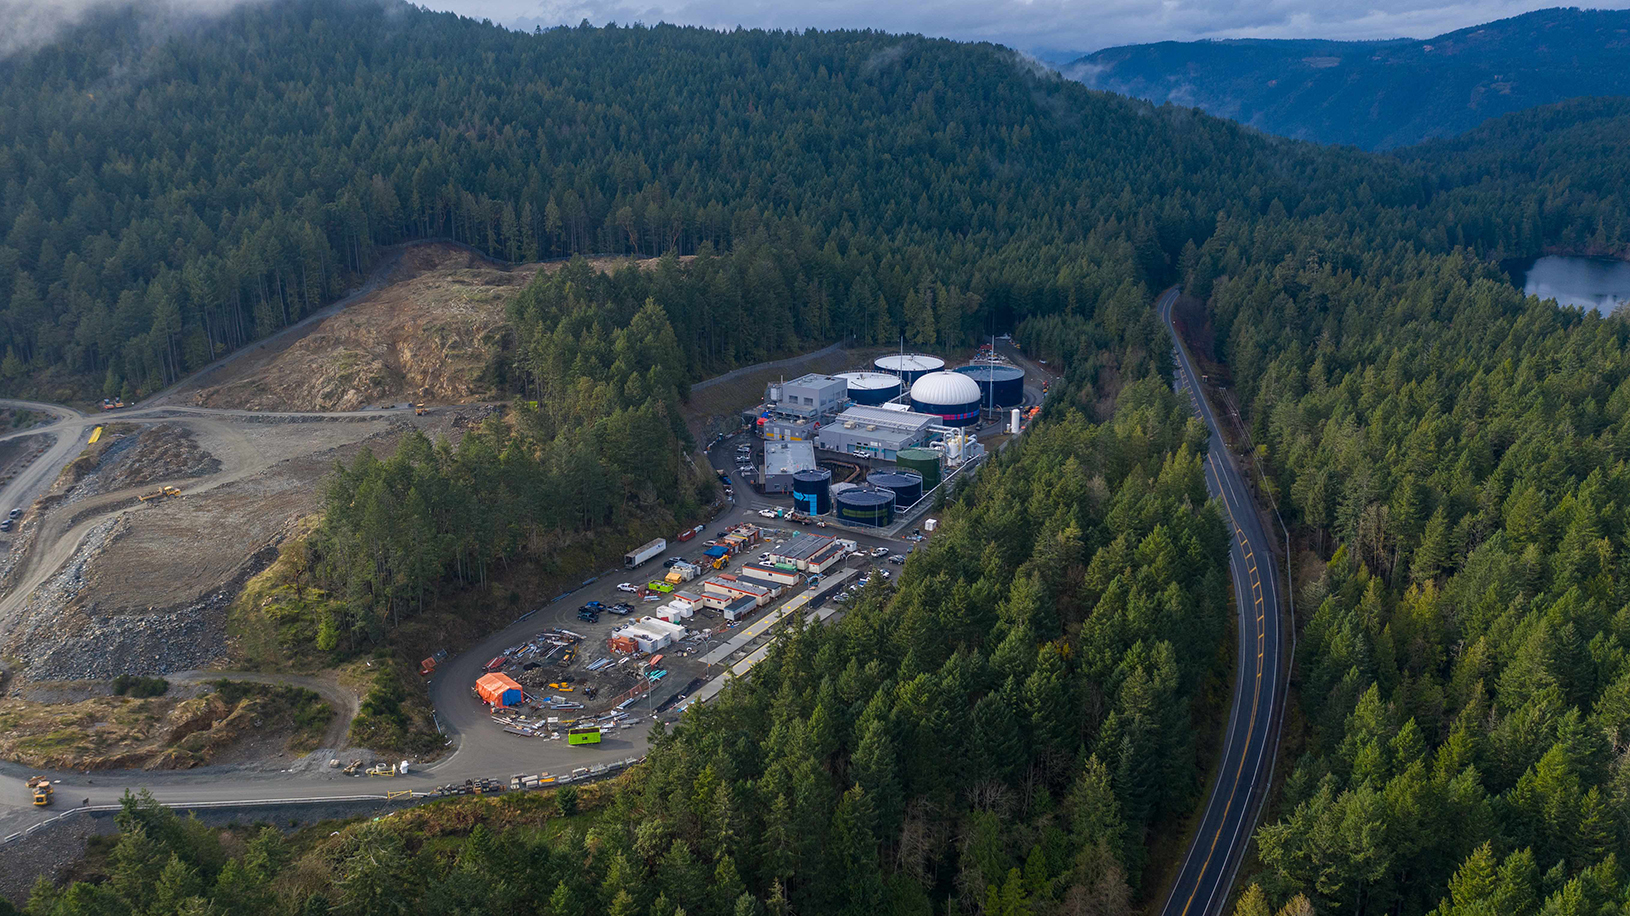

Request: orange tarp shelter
left=476, top=672, right=524, bottom=707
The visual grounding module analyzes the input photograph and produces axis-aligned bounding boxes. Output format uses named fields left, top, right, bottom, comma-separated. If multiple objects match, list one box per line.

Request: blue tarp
left=704, top=545, right=729, bottom=558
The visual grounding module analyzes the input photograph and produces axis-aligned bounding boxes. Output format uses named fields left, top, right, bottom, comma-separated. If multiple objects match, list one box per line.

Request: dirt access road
left=166, top=670, right=359, bottom=751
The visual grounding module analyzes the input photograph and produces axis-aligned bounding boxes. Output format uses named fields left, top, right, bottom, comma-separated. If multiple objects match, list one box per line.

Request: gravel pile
left=20, top=596, right=229, bottom=680
left=71, top=424, right=220, bottom=503
left=0, top=813, right=108, bottom=906
left=3, top=517, right=230, bottom=681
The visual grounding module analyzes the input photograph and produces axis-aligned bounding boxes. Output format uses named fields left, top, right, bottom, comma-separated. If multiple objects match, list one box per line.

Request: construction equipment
left=138, top=486, right=181, bottom=502
left=414, top=403, right=428, bottom=416
left=365, top=763, right=397, bottom=777
left=26, top=776, right=53, bottom=806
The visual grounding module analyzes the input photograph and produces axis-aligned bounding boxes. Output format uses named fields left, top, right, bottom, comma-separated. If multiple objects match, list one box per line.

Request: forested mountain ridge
left=1068, top=7, right=1630, bottom=149
left=0, top=0, right=1419, bottom=402
left=7, top=1, right=1630, bottom=914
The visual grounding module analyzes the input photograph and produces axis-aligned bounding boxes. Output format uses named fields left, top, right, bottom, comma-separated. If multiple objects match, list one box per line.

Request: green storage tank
left=895, top=448, right=942, bottom=491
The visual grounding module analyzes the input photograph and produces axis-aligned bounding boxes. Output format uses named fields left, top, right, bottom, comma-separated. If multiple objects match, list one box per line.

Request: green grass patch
left=210, top=680, right=335, bottom=754
left=347, top=656, right=441, bottom=756
left=111, top=674, right=169, bottom=698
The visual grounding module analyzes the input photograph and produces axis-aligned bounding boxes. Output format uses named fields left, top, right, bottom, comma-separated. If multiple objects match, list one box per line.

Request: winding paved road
left=1157, top=288, right=1288, bottom=916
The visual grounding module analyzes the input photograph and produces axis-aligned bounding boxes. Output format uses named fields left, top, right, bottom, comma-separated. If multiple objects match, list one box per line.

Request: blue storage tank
left=793, top=468, right=833, bottom=515
left=836, top=372, right=903, bottom=406
left=955, top=363, right=1026, bottom=409
left=835, top=486, right=895, bottom=527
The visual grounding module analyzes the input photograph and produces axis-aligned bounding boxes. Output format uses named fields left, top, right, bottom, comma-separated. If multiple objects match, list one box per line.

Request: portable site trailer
left=568, top=726, right=603, bottom=746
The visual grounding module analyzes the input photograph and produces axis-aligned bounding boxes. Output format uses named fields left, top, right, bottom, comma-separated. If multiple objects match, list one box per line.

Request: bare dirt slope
left=188, top=244, right=694, bottom=412
left=194, top=245, right=533, bottom=411
left=0, top=415, right=406, bottom=682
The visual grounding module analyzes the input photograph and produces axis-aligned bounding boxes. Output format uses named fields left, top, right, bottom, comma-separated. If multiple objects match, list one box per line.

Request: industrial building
left=816, top=405, right=936, bottom=460
left=702, top=574, right=774, bottom=608
left=619, top=617, right=689, bottom=654
left=723, top=596, right=758, bottom=622
left=875, top=353, right=945, bottom=386
left=835, top=371, right=903, bottom=405
left=752, top=373, right=850, bottom=440
left=762, top=440, right=817, bottom=493
left=769, top=533, right=835, bottom=569
left=741, top=563, right=801, bottom=586
left=773, top=374, right=848, bottom=416
left=910, top=371, right=983, bottom=427
left=956, top=362, right=1026, bottom=409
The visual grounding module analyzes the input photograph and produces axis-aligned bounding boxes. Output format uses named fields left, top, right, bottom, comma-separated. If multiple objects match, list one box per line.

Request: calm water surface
left=1518, top=256, right=1630, bottom=314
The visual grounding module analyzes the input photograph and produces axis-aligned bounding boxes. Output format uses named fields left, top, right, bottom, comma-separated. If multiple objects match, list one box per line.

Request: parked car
left=871, top=546, right=890, bottom=558
left=7, top=508, right=21, bottom=519
left=662, top=557, right=680, bottom=568
left=577, top=609, right=599, bottom=623
left=616, top=582, right=637, bottom=593
left=0, top=520, right=12, bottom=533
left=888, top=554, right=905, bottom=564
left=583, top=601, right=604, bottom=610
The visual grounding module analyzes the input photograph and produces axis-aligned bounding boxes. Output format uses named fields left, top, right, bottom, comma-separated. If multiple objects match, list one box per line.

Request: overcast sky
left=417, top=0, right=1630, bottom=57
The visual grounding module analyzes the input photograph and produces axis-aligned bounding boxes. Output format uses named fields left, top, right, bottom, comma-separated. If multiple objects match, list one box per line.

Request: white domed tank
left=910, top=371, right=982, bottom=427
left=836, top=371, right=903, bottom=406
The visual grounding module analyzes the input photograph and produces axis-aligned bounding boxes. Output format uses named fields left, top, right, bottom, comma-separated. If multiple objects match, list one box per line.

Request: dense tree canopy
left=1185, top=100, right=1630, bottom=916
left=9, top=1, right=1630, bottom=914
left=0, top=0, right=1421, bottom=400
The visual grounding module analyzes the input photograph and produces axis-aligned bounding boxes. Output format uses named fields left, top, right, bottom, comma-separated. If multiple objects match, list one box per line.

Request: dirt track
left=0, top=412, right=411, bottom=682
left=167, top=670, right=359, bottom=751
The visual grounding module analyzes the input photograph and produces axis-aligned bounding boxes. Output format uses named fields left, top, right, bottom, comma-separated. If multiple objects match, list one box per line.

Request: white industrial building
left=620, top=616, right=688, bottom=653
left=762, top=440, right=818, bottom=494
left=816, top=405, right=938, bottom=460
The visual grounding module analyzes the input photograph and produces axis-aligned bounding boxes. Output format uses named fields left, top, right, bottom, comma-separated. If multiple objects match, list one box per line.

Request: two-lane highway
left=1156, top=288, right=1288, bottom=916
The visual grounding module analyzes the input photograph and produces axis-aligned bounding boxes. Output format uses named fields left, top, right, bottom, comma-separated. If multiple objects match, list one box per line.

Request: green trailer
left=567, top=726, right=603, bottom=746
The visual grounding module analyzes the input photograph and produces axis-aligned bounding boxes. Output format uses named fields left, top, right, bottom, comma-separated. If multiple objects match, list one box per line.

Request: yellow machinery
left=26, top=776, right=53, bottom=806
left=414, top=403, right=428, bottom=416
left=138, top=486, right=181, bottom=502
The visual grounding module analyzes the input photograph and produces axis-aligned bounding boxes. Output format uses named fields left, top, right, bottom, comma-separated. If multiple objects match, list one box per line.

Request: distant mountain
left=1067, top=7, right=1630, bottom=149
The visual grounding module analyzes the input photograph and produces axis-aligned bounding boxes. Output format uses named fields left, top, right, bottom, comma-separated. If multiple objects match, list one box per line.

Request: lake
left=1515, top=255, right=1630, bottom=314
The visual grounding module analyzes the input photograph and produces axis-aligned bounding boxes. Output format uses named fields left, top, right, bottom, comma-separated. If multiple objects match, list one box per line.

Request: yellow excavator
left=27, top=776, right=53, bottom=806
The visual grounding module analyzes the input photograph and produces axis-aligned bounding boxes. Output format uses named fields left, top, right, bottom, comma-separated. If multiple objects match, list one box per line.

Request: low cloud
left=0, top=0, right=266, bottom=59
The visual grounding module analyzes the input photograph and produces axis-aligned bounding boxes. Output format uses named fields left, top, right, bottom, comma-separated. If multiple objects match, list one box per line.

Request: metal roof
left=773, top=533, right=834, bottom=561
